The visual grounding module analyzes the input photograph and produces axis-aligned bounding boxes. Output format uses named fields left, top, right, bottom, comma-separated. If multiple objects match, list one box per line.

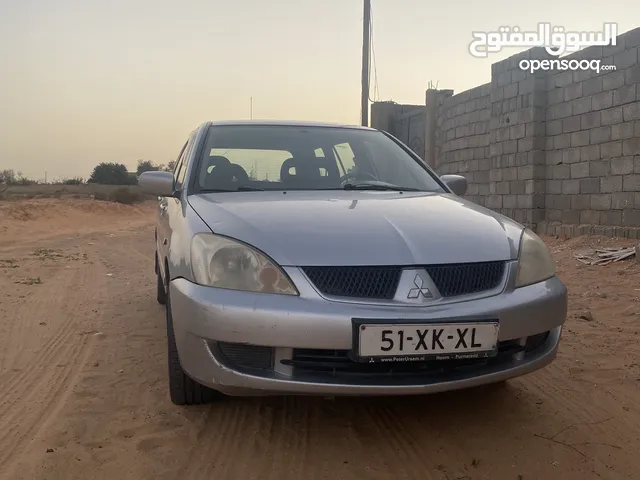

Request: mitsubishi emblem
left=407, top=274, right=433, bottom=299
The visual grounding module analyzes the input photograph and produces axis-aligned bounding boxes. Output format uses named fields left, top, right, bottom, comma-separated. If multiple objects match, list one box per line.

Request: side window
left=173, top=142, right=188, bottom=185
left=333, top=143, right=356, bottom=175
left=175, top=136, right=195, bottom=190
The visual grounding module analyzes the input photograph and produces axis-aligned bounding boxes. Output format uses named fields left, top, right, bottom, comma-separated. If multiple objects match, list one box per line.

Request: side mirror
left=138, top=171, right=175, bottom=197
left=440, top=174, right=467, bottom=196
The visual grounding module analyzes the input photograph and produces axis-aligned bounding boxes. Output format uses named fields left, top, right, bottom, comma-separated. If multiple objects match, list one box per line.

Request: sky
left=0, top=0, right=638, bottom=181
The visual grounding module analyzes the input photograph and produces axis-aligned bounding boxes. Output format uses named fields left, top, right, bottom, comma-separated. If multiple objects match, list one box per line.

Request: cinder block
left=611, top=157, right=635, bottom=175
left=623, top=138, right=640, bottom=155
left=611, top=192, right=635, bottom=209
left=496, top=181, right=510, bottom=194
left=571, top=194, right=591, bottom=210
left=553, top=164, right=571, bottom=179
left=613, top=84, right=637, bottom=107
left=554, top=134, right=571, bottom=149
left=572, top=97, right=592, bottom=115
left=601, top=107, right=624, bottom=126
left=611, top=123, right=635, bottom=140
left=561, top=210, right=581, bottom=225
left=546, top=179, right=562, bottom=194
left=624, top=28, right=640, bottom=48
left=562, top=179, right=580, bottom=194
left=602, top=70, right=626, bottom=91
left=503, top=140, right=518, bottom=154
left=590, top=126, right=611, bottom=144
left=562, top=115, right=582, bottom=133
left=591, top=194, right=612, bottom=210
left=581, top=145, right=601, bottom=162
left=503, top=167, right=518, bottom=181
left=564, top=82, right=583, bottom=101
left=516, top=195, right=533, bottom=208
left=626, top=65, right=640, bottom=86
left=509, top=124, right=526, bottom=140
left=589, top=158, right=609, bottom=176
left=623, top=174, right=640, bottom=191
left=547, top=119, right=562, bottom=136
left=570, top=162, right=590, bottom=178
left=622, top=209, right=640, bottom=227
left=600, top=141, right=623, bottom=159
left=613, top=47, right=639, bottom=69
left=504, top=83, right=518, bottom=99
left=580, top=178, right=600, bottom=194
left=580, top=111, right=601, bottom=129
left=580, top=210, right=600, bottom=224
left=592, top=90, right=614, bottom=110
left=511, top=180, right=526, bottom=194
left=547, top=88, right=564, bottom=105
left=562, top=148, right=581, bottom=164
left=623, top=102, right=640, bottom=121
left=550, top=102, right=573, bottom=120
left=518, top=165, right=535, bottom=180
left=601, top=210, right=623, bottom=225
left=517, top=138, right=534, bottom=152
left=503, top=195, right=517, bottom=208
left=600, top=175, right=623, bottom=193
left=570, top=131, right=590, bottom=147
left=582, top=76, right=603, bottom=96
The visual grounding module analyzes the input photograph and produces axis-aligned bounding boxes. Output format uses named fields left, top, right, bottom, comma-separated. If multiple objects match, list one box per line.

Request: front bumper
left=169, top=266, right=567, bottom=396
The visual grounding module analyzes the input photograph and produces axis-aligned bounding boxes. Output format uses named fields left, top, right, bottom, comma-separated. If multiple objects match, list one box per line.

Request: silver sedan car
left=139, top=120, right=567, bottom=405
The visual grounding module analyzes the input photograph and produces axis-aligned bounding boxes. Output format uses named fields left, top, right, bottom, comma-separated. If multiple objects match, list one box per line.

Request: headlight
left=190, top=233, right=298, bottom=295
left=515, top=229, right=556, bottom=288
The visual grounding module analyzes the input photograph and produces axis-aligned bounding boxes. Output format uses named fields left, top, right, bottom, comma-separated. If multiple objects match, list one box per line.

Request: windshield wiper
left=341, top=182, right=420, bottom=192
left=200, top=185, right=265, bottom=192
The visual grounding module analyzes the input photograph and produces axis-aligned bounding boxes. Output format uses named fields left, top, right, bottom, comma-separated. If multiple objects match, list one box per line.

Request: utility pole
left=250, top=97, right=253, bottom=119
left=360, top=0, right=371, bottom=127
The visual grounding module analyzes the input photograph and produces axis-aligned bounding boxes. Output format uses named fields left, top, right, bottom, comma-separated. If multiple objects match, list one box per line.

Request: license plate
left=354, top=321, right=499, bottom=362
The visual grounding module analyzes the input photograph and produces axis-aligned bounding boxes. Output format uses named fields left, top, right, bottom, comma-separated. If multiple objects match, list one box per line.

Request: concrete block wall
left=407, top=26, right=640, bottom=237
left=540, top=29, right=640, bottom=236
left=434, top=84, right=492, bottom=206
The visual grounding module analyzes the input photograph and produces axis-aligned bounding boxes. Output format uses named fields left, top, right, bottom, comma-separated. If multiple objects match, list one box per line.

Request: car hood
left=188, top=191, right=523, bottom=266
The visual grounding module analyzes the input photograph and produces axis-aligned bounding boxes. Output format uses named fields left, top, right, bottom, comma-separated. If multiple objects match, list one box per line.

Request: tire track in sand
left=0, top=245, right=108, bottom=478
left=181, top=401, right=258, bottom=480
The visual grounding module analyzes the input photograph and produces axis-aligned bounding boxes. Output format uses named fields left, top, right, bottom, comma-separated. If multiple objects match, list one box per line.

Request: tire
left=155, top=254, right=167, bottom=305
left=166, top=286, right=220, bottom=405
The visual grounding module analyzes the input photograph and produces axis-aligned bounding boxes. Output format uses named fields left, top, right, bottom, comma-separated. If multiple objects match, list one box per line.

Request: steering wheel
left=339, top=170, right=378, bottom=184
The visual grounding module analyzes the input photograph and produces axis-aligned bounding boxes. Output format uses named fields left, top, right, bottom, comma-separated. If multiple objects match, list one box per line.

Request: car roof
left=203, top=120, right=378, bottom=131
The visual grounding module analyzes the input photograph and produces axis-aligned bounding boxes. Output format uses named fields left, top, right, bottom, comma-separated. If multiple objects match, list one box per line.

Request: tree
left=164, top=160, right=176, bottom=172
left=0, top=169, right=35, bottom=185
left=136, top=159, right=160, bottom=175
left=88, top=162, right=135, bottom=185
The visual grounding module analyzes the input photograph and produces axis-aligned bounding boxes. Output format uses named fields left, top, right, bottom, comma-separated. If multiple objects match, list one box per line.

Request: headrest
left=207, top=155, right=231, bottom=169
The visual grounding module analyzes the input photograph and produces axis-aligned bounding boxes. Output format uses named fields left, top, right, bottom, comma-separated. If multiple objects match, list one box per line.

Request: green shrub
left=107, top=187, right=144, bottom=204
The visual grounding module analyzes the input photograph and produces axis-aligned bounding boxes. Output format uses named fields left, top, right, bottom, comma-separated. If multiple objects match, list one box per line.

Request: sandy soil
left=0, top=198, right=639, bottom=480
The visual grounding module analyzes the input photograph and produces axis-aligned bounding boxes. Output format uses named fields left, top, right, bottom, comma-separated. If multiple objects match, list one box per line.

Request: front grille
left=425, top=261, right=505, bottom=297
left=302, top=266, right=402, bottom=299
left=302, top=261, right=505, bottom=300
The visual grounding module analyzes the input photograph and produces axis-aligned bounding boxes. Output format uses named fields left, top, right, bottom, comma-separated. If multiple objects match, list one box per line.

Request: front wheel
left=156, top=255, right=167, bottom=305
left=166, top=288, right=220, bottom=405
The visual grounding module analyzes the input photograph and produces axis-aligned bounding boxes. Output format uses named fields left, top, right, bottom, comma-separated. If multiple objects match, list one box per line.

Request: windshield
left=193, top=125, right=446, bottom=193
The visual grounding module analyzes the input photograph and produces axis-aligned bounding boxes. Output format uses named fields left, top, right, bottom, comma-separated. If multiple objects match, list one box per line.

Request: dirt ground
left=0, top=198, right=639, bottom=480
